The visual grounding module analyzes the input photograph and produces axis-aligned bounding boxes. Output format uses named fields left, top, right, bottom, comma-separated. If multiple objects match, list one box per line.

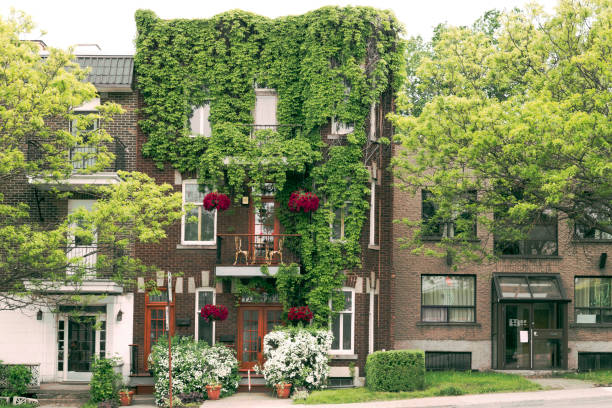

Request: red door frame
left=236, top=305, right=282, bottom=369
left=144, top=291, right=175, bottom=370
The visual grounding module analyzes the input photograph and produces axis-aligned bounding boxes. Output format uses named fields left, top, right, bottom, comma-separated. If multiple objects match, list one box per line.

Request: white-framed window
left=181, top=180, right=216, bottom=245
left=331, top=202, right=351, bottom=241
left=254, top=88, right=278, bottom=126
left=189, top=103, right=212, bottom=137
left=331, top=117, right=354, bottom=136
left=67, top=199, right=97, bottom=277
left=69, top=112, right=99, bottom=170
left=195, top=288, right=215, bottom=345
left=369, top=181, right=376, bottom=246
left=330, top=289, right=355, bottom=354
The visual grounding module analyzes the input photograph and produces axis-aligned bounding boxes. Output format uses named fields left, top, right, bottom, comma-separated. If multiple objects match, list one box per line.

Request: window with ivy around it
left=182, top=181, right=216, bottom=245
left=331, top=203, right=351, bottom=241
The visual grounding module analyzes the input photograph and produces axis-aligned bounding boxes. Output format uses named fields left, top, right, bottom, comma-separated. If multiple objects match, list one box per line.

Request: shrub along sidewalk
left=295, top=371, right=542, bottom=405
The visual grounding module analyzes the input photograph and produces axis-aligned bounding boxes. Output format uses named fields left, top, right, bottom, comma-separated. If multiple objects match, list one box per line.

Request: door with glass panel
left=237, top=306, right=282, bottom=369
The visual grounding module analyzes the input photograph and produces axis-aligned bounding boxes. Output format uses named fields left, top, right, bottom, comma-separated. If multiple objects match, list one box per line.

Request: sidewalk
left=200, top=387, right=612, bottom=408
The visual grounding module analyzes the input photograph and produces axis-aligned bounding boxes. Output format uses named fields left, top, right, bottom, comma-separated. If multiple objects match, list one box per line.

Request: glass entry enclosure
left=492, top=274, right=569, bottom=369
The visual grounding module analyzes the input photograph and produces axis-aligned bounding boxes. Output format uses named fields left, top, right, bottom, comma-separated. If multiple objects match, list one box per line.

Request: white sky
left=1, top=0, right=559, bottom=55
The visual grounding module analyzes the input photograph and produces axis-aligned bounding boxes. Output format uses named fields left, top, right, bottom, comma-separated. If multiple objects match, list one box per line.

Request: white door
left=61, top=315, right=106, bottom=382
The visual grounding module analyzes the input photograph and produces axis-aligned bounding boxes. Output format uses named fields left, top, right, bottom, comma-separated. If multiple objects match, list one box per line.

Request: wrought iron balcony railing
left=216, top=233, right=301, bottom=266
left=27, top=138, right=127, bottom=172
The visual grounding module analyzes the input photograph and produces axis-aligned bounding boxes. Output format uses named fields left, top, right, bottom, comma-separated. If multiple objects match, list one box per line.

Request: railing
left=67, top=245, right=97, bottom=276
left=27, top=138, right=127, bottom=172
left=237, top=124, right=302, bottom=139
left=0, top=364, right=40, bottom=388
left=216, top=234, right=301, bottom=266
left=128, top=344, right=138, bottom=375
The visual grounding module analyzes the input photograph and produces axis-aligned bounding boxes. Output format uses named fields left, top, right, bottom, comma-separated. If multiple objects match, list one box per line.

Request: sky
left=1, top=0, right=559, bottom=55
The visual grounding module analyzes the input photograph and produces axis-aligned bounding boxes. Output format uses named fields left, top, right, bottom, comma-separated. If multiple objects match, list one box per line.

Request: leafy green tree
left=0, top=12, right=183, bottom=310
left=392, top=0, right=611, bottom=262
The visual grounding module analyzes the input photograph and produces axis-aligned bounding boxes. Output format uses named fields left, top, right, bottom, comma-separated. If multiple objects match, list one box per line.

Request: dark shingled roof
left=75, top=55, right=134, bottom=91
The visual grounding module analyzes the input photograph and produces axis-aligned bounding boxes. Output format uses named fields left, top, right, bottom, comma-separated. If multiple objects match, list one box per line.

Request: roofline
left=75, top=54, right=134, bottom=58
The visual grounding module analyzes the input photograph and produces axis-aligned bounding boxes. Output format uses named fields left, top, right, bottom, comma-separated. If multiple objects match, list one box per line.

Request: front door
left=503, top=303, right=564, bottom=369
left=67, top=317, right=96, bottom=381
left=237, top=306, right=282, bottom=369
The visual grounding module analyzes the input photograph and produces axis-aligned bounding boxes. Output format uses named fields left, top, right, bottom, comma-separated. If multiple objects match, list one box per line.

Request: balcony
left=215, top=234, right=301, bottom=277
left=27, top=138, right=126, bottom=190
left=239, top=124, right=302, bottom=139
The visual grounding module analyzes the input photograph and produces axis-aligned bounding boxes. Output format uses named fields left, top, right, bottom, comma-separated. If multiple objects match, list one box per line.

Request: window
left=195, top=289, right=215, bottom=345
left=67, top=200, right=97, bottom=277
left=421, top=190, right=477, bottom=239
left=575, top=213, right=612, bottom=240
left=421, top=275, right=475, bottom=323
left=575, top=277, right=612, bottom=324
left=369, top=181, right=377, bottom=246
left=331, top=203, right=351, bottom=241
left=144, top=290, right=174, bottom=368
left=189, top=104, right=211, bottom=137
left=254, top=89, right=277, bottom=126
left=181, top=181, right=216, bottom=245
left=330, top=117, right=354, bottom=136
left=69, top=112, right=99, bottom=170
left=330, top=289, right=354, bottom=353
left=495, top=211, right=558, bottom=256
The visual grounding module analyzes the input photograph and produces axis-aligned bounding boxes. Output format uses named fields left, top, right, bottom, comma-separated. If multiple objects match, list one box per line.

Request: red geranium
left=203, top=192, right=231, bottom=211
left=200, top=304, right=228, bottom=322
left=288, top=191, right=319, bottom=213
left=288, top=306, right=313, bottom=323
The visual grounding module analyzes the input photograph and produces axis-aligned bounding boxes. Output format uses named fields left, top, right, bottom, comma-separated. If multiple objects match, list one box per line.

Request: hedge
left=365, top=350, right=425, bottom=392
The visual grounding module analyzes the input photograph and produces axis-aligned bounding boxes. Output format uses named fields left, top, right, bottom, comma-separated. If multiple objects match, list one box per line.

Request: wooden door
left=237, top=306, right=283, bottom=369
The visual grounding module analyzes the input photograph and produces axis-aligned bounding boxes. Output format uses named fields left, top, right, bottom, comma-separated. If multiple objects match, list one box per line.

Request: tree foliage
left=392, top=0, right=612, bottom=262
left=0, top=12, right=183, bottom=310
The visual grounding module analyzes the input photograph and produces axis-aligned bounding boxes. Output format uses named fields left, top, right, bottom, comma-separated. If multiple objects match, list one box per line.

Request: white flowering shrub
left=262, top=327, right=332, bottom=390
left=149, top=336, right=240, bottom=406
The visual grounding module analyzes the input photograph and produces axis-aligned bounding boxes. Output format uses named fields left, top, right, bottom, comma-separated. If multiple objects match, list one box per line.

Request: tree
left=0, top=12, right=183, bottom=310
left=391, top=0, right=611, bottom=262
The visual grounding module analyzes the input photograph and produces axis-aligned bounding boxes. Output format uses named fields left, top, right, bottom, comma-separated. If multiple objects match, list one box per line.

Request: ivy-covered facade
left=130, top=7, right=403, bottom=387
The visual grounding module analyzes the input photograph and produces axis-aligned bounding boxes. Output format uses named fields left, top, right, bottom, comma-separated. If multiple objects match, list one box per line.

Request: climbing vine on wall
left=134, top=6, right=405, bottom=323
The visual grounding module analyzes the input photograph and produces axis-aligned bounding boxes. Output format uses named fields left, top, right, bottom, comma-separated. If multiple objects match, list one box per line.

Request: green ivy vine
left=134, top=7, right=405, bottom=323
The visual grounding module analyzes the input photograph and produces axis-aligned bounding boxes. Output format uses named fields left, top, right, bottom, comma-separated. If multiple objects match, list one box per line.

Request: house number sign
left=508, top=318, right=527, bottom=327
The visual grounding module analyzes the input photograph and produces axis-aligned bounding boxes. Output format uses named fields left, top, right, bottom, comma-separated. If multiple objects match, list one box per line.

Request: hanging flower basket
left=288, top=306, right=313, bottom=324
left=203, top=192, right=231, bottom=211
left=200, top=304, right=229, bottom=322
left=288, top=191, right=319, bottom=213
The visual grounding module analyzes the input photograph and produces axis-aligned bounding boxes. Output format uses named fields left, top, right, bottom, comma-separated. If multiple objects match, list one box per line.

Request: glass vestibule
left=492, top=274, right=569, bottom=370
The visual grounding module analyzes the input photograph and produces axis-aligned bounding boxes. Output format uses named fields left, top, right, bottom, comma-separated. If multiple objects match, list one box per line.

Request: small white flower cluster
left=262, top=328, right=332, bottom=390
left=149, top=338, right=240, bottom=406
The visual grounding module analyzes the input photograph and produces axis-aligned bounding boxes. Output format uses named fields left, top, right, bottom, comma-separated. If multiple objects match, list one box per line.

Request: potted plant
left=200, top=304, right=229, bottom=322
left=203, top=191, right=231, bottom=212
left=118, top=388, right=134, bottom=406
left=288, top=306, right=313, bottom=325
left=275, top=382, right=292, bottom=398
left=204, top=373, right=222, bottom=400
left=288, top=190, right=319, bottom=213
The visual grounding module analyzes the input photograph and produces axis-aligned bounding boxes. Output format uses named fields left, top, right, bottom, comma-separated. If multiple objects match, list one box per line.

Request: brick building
left=392, top=183, right=612, bottom=371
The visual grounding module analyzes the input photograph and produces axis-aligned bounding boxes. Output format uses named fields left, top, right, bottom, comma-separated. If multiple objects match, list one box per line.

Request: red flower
left=200, top=304, right=228, bottom=322
left=203, top=192, right=231, bottom=212
left=288, top=306, right=313, bottom=323
left=288, top=191, right=319, bottom=213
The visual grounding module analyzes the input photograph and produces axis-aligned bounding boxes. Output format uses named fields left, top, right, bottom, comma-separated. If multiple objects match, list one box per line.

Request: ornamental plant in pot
left=288, top=190, right=319, bottom=213
left=287, top=306, right=313, bottom=325
left=118, top=388, right=134, bottom=406
left=200, top=304, right=228, bottom=322
left=204, top=373, right=222, bottom=400
left=203, top=191, right=231, bottom=212
left=275, top=382, right=292, bottom=398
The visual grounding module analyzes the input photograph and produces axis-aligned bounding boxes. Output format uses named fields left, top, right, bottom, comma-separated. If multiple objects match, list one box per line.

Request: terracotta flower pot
left=276, top=383, right=292, bottom=398
left=119, top=390, right=134, bottom=406
left=206, top=384, right=222, bottom=400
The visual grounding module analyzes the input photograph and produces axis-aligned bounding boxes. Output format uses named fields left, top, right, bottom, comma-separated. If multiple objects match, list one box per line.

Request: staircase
left=238, top=369, right=272, bottom=393
left=36, top=383, right=90, bottom=406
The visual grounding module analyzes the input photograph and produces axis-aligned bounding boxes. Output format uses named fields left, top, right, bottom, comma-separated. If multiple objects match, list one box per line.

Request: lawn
left=555, top=370, right=612, bottom=386
left=296, top=371, right=541, bottom=405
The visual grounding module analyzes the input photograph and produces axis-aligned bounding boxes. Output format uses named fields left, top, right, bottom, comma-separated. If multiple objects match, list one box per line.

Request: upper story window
left=330, top=289, right=354, bottom=354
left=575, top=277, right=612, bottom=325
left=421, top=190, right=477, bottom=240
left=494, top=211, right=558, bottom=256
left=421, top=275, right=476, bottom=323
left=67, top=199, right=97, bottom=277
left=181, top=181, right=216, bottom=245
left=575, top=212, right=612, bottom=240
left=254, top=89, right=277, bottom=127
left=189, top=103, right=212, bottom=137
left=331, top=202, right=351, bottom=241
left=69, top=112, right=99, bottom=170
left=330, top=117, right=354, bottom=137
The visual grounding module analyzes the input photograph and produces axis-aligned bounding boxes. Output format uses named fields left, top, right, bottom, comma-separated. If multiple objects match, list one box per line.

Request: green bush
left=4, top=365, right=32, bottom=397
left=90, top=358, right=121, bottom=403
left=365, top=350, right=425, bottom=392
